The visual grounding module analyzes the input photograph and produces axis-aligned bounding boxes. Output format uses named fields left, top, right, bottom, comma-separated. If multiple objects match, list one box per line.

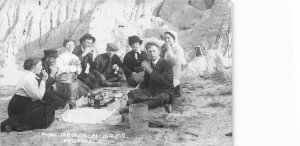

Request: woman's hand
left=165, top=42, right=171, bottom=51
left=41, top=69, right=49, bottom=81
left=49, top=65, right=58, bottom=77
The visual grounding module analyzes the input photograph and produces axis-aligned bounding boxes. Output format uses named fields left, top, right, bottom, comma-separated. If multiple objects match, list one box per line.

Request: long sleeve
left=164, top=44, right=185, bottom=66
left=24, top=79, right=46, bottom=100
left=73, top=46, right=93, bottom=75
left=45, top=76, right=56, bottom=89
left=139, top=73, right=149, bottom=89
left=149, top=62, right=173, bottom=86
left=114, top=55, right=123, bottom=68
left=123, top=54, right=132, bottom=77
left=15, top=73, right=46, bottom=100
left=91, top=55, right=104, bottom=78
left=139, top=59, right=173, bottom=90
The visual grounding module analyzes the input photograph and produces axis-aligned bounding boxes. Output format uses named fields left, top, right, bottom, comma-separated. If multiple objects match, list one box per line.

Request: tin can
left=94, top=99, right=100, bottom=109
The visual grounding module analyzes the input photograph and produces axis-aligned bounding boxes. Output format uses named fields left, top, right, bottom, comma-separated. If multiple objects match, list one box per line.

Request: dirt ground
left=0, top=72, right=232, bottom=146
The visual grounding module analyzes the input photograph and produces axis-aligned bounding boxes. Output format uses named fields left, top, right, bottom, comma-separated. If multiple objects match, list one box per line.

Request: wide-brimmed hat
left=44, top=49, right=58, bottom=58
left=107, top=43, right=119, bottom=51
left=128, top=35, right=143, bottom=46
left=79, top=33, right=96, bottom=44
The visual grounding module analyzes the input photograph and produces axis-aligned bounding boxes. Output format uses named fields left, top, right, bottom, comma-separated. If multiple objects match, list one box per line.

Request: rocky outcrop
left=0, top=0, right=232, bottom=85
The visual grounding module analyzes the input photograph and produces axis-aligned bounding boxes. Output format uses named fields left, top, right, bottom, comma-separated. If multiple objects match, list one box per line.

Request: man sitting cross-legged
left=120, top=42, right=174, bottom=113
left=89, top=43, right=123, bottom=87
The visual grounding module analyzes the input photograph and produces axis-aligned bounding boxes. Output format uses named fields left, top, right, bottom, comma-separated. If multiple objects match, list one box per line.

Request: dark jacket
left=40, top=58, right=56, bottom=89
left=72, top=45, right=93, bottom=77
left=90, top=53, right=123, bottom=78
left=123, top=50, right=148, bottom=78
left=139, top=58, right=174, bottom=93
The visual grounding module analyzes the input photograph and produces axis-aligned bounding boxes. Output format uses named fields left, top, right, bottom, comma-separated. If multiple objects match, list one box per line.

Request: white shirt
left=152, top=57, right=160, bottom=67
left=81, top=45, right=85, bottom=52
left=14, top=71, right=46, bottom=100
left=134, top=50, right=141, bottom=60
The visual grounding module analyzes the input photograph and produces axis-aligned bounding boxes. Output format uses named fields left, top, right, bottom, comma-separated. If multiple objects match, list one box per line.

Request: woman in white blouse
left=161, top=31, right=186, bottom=97
left=55, top=39, right=91, bottom=105
left=1, top=57, right=55, bottom=132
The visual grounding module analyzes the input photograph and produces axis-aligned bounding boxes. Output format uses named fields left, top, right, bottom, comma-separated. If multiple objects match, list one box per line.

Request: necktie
left=152, top=62, right=155, bottom=68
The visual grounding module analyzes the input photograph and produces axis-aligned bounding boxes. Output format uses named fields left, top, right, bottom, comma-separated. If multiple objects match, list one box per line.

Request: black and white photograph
left=0, top=0, right=233, bottom=145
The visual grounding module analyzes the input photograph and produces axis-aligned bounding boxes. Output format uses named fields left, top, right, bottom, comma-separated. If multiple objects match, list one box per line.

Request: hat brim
left=79, top=35, right=96, bottom=44
left=129, top=38, right=143, bottom=46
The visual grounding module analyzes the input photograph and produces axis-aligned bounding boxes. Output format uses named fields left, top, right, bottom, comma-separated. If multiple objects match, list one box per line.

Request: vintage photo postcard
left=0, top=0, right=232, bottom=145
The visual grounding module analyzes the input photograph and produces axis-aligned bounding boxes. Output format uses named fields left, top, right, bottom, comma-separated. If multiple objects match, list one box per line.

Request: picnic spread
left=59, top=87, right=128, bottom=124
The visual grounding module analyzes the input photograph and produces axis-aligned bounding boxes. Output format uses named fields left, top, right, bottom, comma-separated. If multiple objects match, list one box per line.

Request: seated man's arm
left=139, top=73, right=149, bottom=89
left=45, top=76, right=56, bottom=89
left=39, top=70, right=55, bottom=89
left=90, top=56, right=104, bottom=78
left=149, top=61, right=173, bottom=86
left=123, top=55, right=133, bottom=77
left=115, top=55, right=124, bottom=76
left=73, top=47, right=84, bottom=62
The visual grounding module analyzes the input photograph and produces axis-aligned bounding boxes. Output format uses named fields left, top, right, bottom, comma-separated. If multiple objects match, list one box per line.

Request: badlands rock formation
left=0, top=0, right=232, bottom=84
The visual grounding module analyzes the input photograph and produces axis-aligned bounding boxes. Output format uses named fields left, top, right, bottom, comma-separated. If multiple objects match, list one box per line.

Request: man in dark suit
left=120, top=42, right=174, bottom=113
left=40, top=49, right=67, bottom=109
left=41, top=49, right=58, bottom=89
left=123, top=35, right=148, bottom=87
left=72, top=33, right=95, bottom=88
left=89, top=43, right=123, bottom=87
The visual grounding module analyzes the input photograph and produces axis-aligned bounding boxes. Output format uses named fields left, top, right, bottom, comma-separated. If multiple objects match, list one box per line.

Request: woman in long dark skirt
left=1, top=57, right=55, bottom=132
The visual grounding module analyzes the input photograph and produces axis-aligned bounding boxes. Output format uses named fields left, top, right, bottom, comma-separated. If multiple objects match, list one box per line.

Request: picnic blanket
left=61, top=108, right=116, bottom=124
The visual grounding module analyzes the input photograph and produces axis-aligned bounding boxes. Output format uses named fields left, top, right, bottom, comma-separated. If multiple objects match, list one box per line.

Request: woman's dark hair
left=23, top=57, right=41, bottom=70
left=63, top=39, right=75, bottom=47
left=128, top=35, right=143, bottom=46
left=164, top=31, right=176, bottom=40
left=145, top=42, right=161, bottom=52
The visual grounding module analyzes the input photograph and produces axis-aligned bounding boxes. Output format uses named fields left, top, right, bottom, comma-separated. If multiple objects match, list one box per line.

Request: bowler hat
left=128, top=35, right=143, bottom=46
left=44, top=49, right=58, bottom=58
left=107, top=43, right=119, bottom=51
left=79, top=33, right=96, bottom=44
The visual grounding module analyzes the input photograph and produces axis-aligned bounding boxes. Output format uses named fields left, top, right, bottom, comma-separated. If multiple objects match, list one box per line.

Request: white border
left=233, top=0, right=300, bottom=145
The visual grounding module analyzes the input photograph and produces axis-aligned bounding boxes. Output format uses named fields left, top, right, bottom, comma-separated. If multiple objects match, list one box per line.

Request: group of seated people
left=0, top=31, right=186, bottom=132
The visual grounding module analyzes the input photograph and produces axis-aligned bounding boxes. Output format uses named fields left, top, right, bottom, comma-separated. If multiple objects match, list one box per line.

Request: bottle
left=87, top=93, right=92, bottom=107
left=69, top=97, right=76, bottom=109
left=94, top=95, right=101, bottom=109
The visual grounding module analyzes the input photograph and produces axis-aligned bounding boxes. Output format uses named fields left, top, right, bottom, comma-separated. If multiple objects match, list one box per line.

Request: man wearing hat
left=90, top=43, right=123, bottom=87
left=39, top=49, right=67, bottom=109
left=41, top=49, right=59, bottom=89
left=119, top=42, right=173, bottom=114
left=123, top=35, right=148, bottom=87
left=42, top=49, right=58, bottom=75
left=72, top=33, right=95, bottom=86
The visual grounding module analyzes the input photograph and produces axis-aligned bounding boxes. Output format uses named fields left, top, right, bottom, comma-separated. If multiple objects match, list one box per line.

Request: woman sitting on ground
left=161, top=30, right=186, bottom=97
left=1, top=57, right=55, bottom=132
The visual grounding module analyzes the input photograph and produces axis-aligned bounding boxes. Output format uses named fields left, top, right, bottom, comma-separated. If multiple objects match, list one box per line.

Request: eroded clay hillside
left=0, top=0, right=232, bottom=84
